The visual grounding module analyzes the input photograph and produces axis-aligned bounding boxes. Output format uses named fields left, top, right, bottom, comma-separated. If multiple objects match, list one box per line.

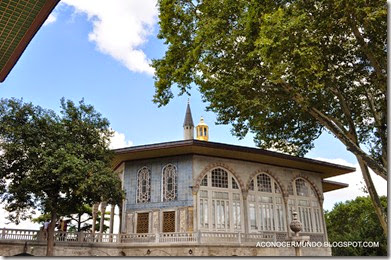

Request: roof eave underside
left=0, top=0, right=60, bottom=82
left=112, top=140, right=355, bottom=179
left=322, top=180, right=349, bottom=193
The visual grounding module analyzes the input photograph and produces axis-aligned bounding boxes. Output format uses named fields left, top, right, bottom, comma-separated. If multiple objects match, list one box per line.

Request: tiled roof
left=183, top=103, right=194, bottom=127
left=0, top=0, right=59, bottom=82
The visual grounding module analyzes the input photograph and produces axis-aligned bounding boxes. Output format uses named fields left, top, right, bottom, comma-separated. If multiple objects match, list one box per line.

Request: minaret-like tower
left=196, top=117, right=209, bottom=141
left=183, top=100, right=194, bottom=140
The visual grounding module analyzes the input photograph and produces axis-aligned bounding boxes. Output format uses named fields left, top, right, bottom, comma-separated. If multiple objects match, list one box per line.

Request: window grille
left=232, top=177, right=239, bottom=189
left=162, top=164, right=177, bottom=201
left=162, top=211, right=176, bottom=232
left=201, top=175, right=208, bottom=186
left=249, top=180, right=254, bottom=191
left=137, top=167, right=151, bottom=203
left=211, top=168, right=228, bottom=188
left=295, top=179, right=309, bottom=196
left=257, top=174, right=272, bottom=192
left=136, top=212, right=149, bottom=233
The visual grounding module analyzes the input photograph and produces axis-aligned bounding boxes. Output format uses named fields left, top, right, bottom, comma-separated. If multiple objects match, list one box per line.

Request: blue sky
left=0, top=1, right=386, bottom=228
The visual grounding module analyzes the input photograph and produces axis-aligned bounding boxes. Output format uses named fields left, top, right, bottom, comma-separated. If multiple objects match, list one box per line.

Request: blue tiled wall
left=124, top=155, right=193, bottom=211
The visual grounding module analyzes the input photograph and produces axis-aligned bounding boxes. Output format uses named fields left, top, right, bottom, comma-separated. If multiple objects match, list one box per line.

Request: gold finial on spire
left=196, top=116, right=209, bottom=141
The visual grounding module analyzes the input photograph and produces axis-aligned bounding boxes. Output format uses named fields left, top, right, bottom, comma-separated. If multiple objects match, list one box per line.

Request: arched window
left=198, top=168, right=243, bottom=232
left=248, top=173, right=285, bottom=232
left=288, top=178, right=323, bottom=233
left=162, top=164, right=177, bottom=201
left=137, top=167, right=151, bottom=203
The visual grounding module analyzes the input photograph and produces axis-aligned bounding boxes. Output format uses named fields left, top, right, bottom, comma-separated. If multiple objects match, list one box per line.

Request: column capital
left=93, top=203, right=99, bottom=214
left=100, top=201, right=108, bottom=209
left=242, top=190, right=248, bottom=200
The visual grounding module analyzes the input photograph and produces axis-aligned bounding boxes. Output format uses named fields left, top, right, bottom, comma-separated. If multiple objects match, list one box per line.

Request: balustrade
left=0, top=229, right=38, bottom=241
left=0, top=228, right=324, bottom=246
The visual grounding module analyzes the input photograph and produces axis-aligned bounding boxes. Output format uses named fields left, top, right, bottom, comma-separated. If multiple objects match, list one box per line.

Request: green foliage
left=153, top=0, right=386, bottom=164
left=32, top=205, right=111, bottom=233
left=325, top=196, right=387, bottom=256
left=0, top=98, right=124, bottom=224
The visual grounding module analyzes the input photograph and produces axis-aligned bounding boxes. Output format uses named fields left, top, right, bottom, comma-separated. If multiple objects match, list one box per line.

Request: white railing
left=159, top=232, right=197, bottom=243
left=0, top=228, right=39, bottom=241
left=0, top=228, right=288, bottom=245
left=242, top=232, right=276, bottom=242
left=200, top=232, right=240, bottom=244
left=121, top=233, right=156, bottom=243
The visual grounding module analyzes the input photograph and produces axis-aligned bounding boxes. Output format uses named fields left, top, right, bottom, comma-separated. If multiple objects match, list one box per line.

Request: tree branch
left=356, top=157, right=387, bottom=236
left=309, top=107, right=387, bottom=180
left=363, top=88, right=387, bottom=168
left=280, top=82, right=387, bottom=180
left=348, top=17, right=386, bottom=91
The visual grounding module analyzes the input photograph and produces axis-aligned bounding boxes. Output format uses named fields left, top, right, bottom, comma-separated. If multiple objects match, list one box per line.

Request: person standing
left=59, top=218, right=64, bottom=232
left=63, top=220, right=68, bottom=232
left=43, top=220, right=50, bottom=239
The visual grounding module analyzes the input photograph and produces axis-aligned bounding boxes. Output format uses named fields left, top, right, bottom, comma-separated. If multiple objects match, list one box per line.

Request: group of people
left=42, top=218, right=69, bottom=239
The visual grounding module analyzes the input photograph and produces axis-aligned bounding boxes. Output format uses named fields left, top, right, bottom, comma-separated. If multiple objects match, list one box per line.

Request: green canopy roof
left=0, top=0, right=59, bottom=82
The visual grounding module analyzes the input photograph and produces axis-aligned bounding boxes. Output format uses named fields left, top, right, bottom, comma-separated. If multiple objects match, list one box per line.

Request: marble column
left=242, top=190, right=249, bottom=234
left=192, top=189, right=198, bottom=232
left=319, top=199, right=328, bottom=242
left=109, top=205, right=115, bottom=234
left=100, top=201, right=107, bottom=233
left=91, top=202, right=99, bottom=234
left=283, top=195, right=291, bottom=238
left=119, top=201, right=123, bottom=233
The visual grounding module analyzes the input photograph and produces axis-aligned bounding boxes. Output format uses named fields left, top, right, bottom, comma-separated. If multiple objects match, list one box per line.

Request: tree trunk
left=281, top=83, right=387, bottom=180
left=281, top=82, right=388, bottom=234
left=78, top=214, right=81, bottom=232
left=46, top=211, right=57, bottom=256
left=308, top=107, right=387, bottom=180
left=356, top=157, right=388, bottom=236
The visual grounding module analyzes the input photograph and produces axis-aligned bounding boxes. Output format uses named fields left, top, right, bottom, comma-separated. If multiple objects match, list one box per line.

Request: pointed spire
left=183, top=100, right=194, bottom=127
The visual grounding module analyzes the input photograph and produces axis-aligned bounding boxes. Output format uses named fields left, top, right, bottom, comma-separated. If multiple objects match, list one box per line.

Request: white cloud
left=62, top=0, right=157, bottom=75
left=110, top=130, right=133, bottom=149
left=43, top=13, right=57, bottom=26
left=315, top=157, right=387, bottom=211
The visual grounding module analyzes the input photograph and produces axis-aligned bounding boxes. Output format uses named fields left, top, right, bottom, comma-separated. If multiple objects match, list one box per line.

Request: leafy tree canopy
left=325, top=196, right=387, bottom=256
left=33, top=204, right=111, bottom=233
left=0, top=98, right=124, bottom=255
left=153, top=0, right=386, bottom=179
left=153, top=0, right=387, bottom=234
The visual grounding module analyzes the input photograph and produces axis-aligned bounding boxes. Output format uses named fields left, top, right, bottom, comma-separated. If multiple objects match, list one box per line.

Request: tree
left=325, top=196, right=387, bottom=256
left=0, top=98, right=124, bottom=256
left=33, top=205, right=111, bottom=233
left=152, top=0, right=387, bottom=234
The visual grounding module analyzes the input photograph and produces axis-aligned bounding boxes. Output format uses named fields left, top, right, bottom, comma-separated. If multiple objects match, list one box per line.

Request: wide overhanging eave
left=112, top=140, right=356, bottom=178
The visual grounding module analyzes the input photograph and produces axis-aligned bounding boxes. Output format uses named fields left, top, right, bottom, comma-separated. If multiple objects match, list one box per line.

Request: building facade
left=109, top=103, right=354, bottom=255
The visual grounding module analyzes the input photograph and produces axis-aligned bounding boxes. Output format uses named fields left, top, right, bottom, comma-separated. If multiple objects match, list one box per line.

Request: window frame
left=136, top=166, right=151, bottom=203
left=161, top=164, right=178, bottom=202
left=247, top=173, right=286, bottom=233
left=287, top=178, right=323, bottom=233
left=197, top=167, right=243, bottom=232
